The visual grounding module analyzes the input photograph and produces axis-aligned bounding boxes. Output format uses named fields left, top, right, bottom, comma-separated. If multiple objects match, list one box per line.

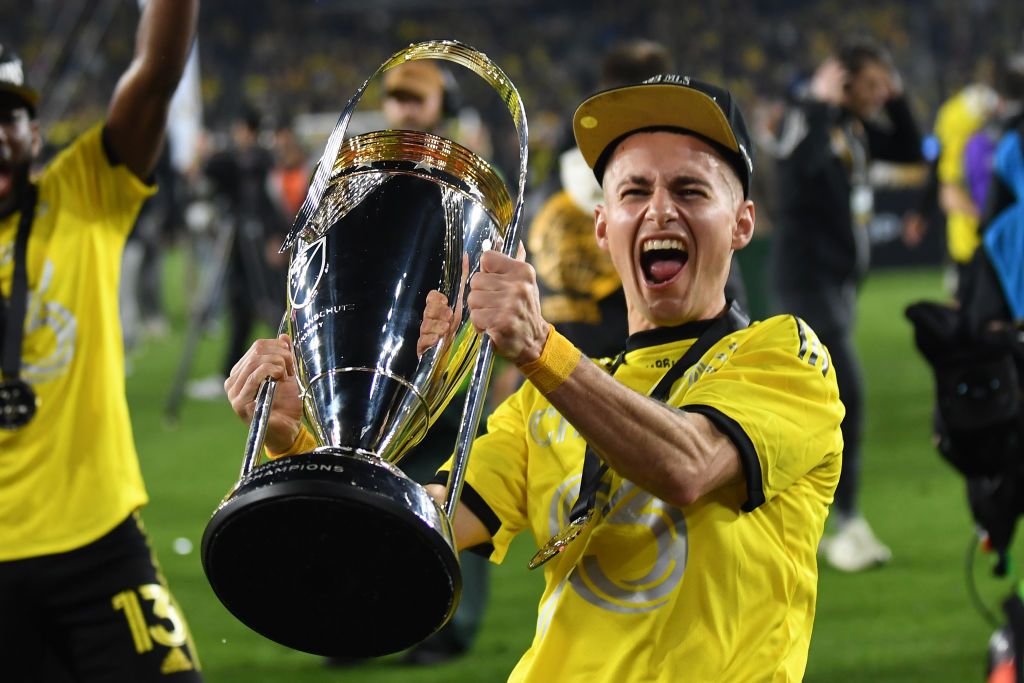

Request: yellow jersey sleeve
left=934, top=85, right=993, bottom=186
left=45, top=123, right=156, bottom=238
left=673, top=315, right=844, bottom=510
left=437, top=383, right=533, bottom=563
left=0, top=122, right=155, bottom=560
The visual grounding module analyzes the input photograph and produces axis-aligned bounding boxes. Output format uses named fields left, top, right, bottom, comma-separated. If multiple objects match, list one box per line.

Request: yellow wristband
left=518, top=327, right=582, bottom=394
left=265, top=425, right=318, bottom=460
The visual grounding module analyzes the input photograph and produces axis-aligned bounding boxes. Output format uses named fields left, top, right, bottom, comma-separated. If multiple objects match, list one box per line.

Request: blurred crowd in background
left=7, top=0, right=1023, bottom=173
left=2, top=0, right=1023, bottom=354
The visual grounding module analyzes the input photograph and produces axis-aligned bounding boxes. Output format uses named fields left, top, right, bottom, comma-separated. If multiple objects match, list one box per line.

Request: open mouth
left=640, top=238, right=689, bottom=285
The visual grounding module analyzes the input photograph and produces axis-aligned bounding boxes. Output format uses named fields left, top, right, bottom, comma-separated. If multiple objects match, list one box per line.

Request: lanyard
left=1, top=183, right=37, bottom=381
left=529, top=300, right=749, bottom=569
left=569, top=301, right=749, bottom=521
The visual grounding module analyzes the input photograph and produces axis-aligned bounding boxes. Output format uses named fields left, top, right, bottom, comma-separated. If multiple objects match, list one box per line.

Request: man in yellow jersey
left=227, top=76, right=844, bottom=682
left=933, top=82, right=998, bottom=279
left=0, top=2, right=202, bottom=680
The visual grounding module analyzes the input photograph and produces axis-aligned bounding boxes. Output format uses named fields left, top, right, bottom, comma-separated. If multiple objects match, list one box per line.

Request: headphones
left=439, top=66, right=462, bottom=120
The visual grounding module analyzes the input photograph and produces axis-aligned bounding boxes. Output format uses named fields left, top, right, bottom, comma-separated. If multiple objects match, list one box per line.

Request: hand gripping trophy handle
left=204, top=41, right=528, bottom=659
left=238, top=317, right=287, bottom=479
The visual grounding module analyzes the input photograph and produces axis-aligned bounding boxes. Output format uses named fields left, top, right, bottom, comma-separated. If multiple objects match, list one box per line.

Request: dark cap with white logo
left=0, top=44, right=39, bottom=113
left=573, top=74, right=754, bottom=198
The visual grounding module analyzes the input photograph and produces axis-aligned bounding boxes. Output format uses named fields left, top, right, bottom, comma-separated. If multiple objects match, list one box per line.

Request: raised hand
left=225, top=334, right=304, bottom=454
left=809, top=58, right=848, bottom=107
left=416, top=253, right=469, bottom=357
left=467, top=244, right=549, bottom=366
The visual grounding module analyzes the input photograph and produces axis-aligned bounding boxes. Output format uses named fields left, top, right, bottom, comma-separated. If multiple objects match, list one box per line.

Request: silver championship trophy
left=201, top=41, right=527, bottom=658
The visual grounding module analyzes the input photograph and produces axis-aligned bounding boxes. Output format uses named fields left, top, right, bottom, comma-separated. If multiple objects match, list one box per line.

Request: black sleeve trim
left=430, top=471, right=502, bottom=557
left=793, top=315, right=807, bottom=358
left=682, top=404, right=766, bottom=512
left=100, top=124, right=157, bottom=186
left=100, top=125, right=122, bottom=167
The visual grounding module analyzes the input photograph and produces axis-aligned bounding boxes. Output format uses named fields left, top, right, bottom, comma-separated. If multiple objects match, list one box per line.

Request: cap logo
left=0, top=58, right=25, bottom=87
left=580, top=115, right=598, bottom=129
left=642, top=74, right=690, bottom=86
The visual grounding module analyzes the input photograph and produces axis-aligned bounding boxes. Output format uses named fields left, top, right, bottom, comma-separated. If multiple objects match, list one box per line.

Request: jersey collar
left=623, top=318, right=716, bottom=353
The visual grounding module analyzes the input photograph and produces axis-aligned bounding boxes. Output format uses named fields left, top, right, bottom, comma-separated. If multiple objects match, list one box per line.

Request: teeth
left=642, top=239, right=686, bottom=253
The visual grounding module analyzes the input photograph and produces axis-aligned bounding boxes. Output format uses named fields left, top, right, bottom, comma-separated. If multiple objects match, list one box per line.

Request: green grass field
left=128, top=262, right=1019, bottom=682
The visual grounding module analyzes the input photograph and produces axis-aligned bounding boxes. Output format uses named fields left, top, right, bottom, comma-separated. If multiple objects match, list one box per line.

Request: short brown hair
left=600, top=40, right=674, bottom=89
left=837, top=37, right=892, bottom=77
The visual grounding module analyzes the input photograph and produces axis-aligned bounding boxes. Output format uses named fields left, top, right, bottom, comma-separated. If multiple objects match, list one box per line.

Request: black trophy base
left=201, top=450, right=461, bottom=658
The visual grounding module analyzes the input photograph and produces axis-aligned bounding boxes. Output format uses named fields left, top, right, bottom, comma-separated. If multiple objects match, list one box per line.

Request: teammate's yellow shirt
left=528, top=189, right=621, bottom=325
left=0, top=124, right=155, bottom=561
left=934, top=84, right=996, bottom=263
left=445, top=314, right=844, bottom=682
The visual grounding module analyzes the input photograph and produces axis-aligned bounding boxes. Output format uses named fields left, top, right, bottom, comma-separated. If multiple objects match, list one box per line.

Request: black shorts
left=0, top=513, right=202, bottom=683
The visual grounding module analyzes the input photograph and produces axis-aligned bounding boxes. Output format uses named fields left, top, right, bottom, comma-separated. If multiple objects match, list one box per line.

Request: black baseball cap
left=0, top=44, right=39, bottom=113
left=573, top=75, right=754, bottom=197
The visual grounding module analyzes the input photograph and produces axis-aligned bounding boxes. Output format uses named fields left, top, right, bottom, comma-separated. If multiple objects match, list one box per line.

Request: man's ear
left=594, top=204, right=609, bottom=252
left=30, top=120, right=42, bottom=158
left=731, top=199, right=755, bottom=250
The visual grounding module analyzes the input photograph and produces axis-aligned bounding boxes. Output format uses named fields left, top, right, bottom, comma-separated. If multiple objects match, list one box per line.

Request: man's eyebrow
left=669, top=175, right=714, bottom=189
left=615, top=174, right=653, bottom=189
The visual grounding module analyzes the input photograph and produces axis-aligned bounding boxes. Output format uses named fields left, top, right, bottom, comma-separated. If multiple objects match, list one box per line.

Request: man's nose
left=646, top=186, right=678, bottom=225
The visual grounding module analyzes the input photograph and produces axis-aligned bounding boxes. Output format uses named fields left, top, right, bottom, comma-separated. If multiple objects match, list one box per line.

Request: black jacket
left=772, top=96, right=922, bottom=289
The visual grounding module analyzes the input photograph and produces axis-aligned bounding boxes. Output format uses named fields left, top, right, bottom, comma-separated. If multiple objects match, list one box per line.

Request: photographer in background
left=771, top=37, right=923, bottom=572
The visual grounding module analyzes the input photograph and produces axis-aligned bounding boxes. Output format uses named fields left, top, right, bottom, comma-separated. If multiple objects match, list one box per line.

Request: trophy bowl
left=201, top=41, right=527, bottom=658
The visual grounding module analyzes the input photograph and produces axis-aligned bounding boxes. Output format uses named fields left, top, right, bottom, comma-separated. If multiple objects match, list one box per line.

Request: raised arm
left=468, top=250, right=742, bottom=508
left=105, top=0, right=199, bottom=180
left=538, top=349, right=741, bottom=507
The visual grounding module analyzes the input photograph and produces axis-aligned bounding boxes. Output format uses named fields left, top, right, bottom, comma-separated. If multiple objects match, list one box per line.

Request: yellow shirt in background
left=0, top=123, right=155, bottom=561
left=934, top=84, right=997, bottom=263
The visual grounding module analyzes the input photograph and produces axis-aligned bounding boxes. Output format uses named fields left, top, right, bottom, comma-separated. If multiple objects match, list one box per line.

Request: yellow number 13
left=111, top=583, right=188, bottom=654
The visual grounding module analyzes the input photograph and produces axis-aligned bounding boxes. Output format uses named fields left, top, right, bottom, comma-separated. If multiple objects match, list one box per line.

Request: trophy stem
left=241, top=377, right=276, bottom=478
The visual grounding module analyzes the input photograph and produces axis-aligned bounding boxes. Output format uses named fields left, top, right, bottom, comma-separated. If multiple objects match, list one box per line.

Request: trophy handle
left=239, top=315, right=292, bottom=478
left=443, top=337, right=496, bottom=519
left=240, top=377, right=277, bottom=478
left=280, top=40, right=529, bottom=254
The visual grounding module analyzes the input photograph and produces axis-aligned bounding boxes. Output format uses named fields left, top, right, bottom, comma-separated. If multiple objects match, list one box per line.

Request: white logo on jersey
left=0, top=245, right=77, bottom=382
left=529, top=407, right=579, bottom=447
left=546, top=474, right=688, bottom=614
